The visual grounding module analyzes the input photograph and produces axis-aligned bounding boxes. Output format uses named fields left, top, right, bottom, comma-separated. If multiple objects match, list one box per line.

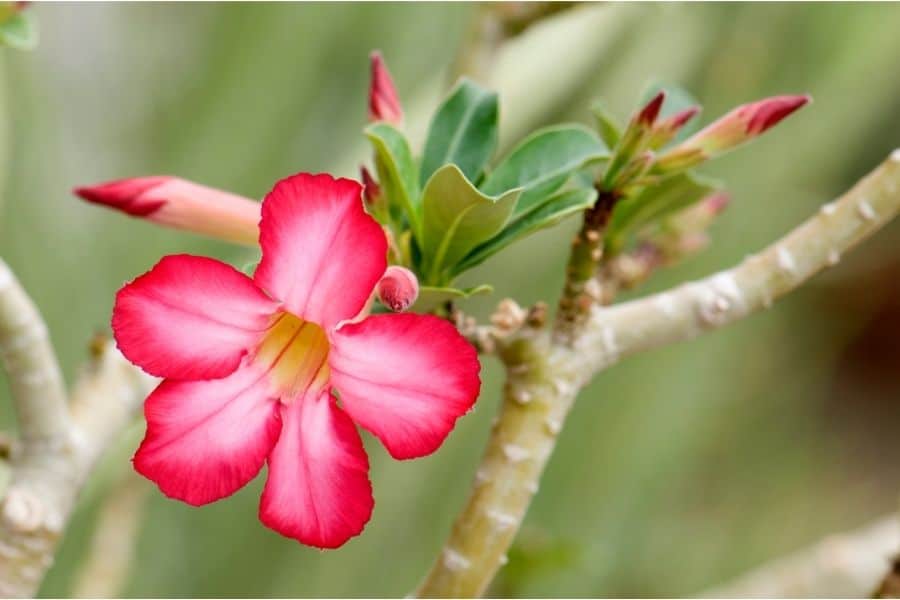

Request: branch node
left=857, top=198, right=877, bottom=221
left=442, top=547, right=472, bottom=572
left=501, top=444, right=531, bottom=463
left=1, top=489, right=46, bottom=533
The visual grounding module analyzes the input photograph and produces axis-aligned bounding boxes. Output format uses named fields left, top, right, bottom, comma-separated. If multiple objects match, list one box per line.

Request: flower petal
left=329, top=313, right=480, bottom=460
left=259, top=392, right=373, bottom=548
left=113, top=254, right=278, bottom=379
left=133, top=363, right=282, bottom=506
left=254, top=173, right=387, bottom=329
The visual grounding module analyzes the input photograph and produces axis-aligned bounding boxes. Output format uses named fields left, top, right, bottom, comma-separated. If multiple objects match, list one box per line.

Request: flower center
left=253, top=311, right=330, bottom=402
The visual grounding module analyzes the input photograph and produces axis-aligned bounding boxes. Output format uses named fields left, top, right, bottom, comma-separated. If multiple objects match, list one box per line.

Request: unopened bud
left=700, top=191, right=730, bottom=217
left=74, top=176, right=260, bottom=245
left=376, top=266, right=419, bottom=312
left=368, top=51, right=403, bottom=125
left=604, top=92, right=666, bottom=189
left=636, top=91, right=665, bottom=127
left=676, top=94, right=810, bottom=157
left=648, top=105, right=701, bottom=149
left=360, top=166, right=383, bottom=208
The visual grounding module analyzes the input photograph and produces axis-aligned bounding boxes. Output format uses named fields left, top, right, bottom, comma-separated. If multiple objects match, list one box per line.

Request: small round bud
left=376, top=266, right=419, bottom=312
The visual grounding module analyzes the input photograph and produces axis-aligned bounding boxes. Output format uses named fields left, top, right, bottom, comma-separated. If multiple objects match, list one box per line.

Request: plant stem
left=553, top=189, right=618, bottom=344
left=701, top=515, right=898, bottom=598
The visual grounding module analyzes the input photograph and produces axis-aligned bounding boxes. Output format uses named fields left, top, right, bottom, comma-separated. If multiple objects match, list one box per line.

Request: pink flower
left=112, top=173, right=480, bottom=548
left=368, top=51, right=403, bottom=124
left=75, top=176, right=261, bottom=246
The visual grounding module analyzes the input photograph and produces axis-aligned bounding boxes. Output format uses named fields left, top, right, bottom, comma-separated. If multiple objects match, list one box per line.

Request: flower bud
left=636, top=91, right=665, bottom=127
left=678, top=95, right=809, bottom=156
left=74, top=176, right=260, bottom=245
left=360, top=166, right=383, bottom=209
left=368, top=51, right=403, bottom=125
left=604, top=92, right=666, bottom=189
left=375, top=266, right=419, bottom=312
left=699, top=191, right=730, bottom=217
left=648, top=105, right=701, bottom=149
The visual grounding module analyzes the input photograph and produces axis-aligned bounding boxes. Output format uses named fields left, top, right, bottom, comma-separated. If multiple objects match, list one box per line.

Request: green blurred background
left=1, top=2, right=899, bottom=597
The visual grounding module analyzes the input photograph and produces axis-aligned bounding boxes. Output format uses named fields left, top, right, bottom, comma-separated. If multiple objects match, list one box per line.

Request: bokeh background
left=1, top=2, right=899, bottom=597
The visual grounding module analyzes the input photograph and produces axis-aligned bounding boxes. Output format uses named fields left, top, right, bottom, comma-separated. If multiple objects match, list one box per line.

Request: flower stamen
left=253, top=312, right=330, bottom=401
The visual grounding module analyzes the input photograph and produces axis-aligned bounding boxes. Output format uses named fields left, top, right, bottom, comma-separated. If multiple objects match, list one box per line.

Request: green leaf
left=413, top=284, right=493, bottom=313
left=639, top=81, right=701, bottom=144
left=481, top=124, right=608, bottom=219
left=456, top=186, right=597, bottom=273
left=590, top=100, right=622, bottom=149
left=365, top=122, right=421, bottom=236
left=0, top=11, right=37, bottom=50
left=420, top=78, right=498, bottom=186
left=606, top=171, right=719, bottom=253
left=420, top=164, right=520, bottom=283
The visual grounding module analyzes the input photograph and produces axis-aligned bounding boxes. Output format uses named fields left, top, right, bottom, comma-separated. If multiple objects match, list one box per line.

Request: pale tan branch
left=700, top=516, right=899, bottom=598
left=0, top=259, right=70, bottom=453
left=0, top=339, right=155, bottom=598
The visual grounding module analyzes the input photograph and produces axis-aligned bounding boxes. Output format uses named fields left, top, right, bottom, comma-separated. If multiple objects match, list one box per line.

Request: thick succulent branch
left=700, top=515, right=898, bottom=598
left=0, top=260, right=70, bottom=457
left=0, top=320, right=155, bottom=598
left=414, top=151, right=900, bottom=598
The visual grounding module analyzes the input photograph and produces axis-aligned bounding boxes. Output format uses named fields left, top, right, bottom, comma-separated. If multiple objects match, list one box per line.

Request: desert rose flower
left=368, top=51, right=403, bottom=124
left=75, top=176, right=261, bottom=245
left=113, top=173, right=480, bottom=548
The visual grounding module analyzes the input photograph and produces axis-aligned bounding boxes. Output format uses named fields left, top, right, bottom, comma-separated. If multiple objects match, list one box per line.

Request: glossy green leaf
left=0, top=11, right=37, bottom=50
left=365, top=122, right=421, bottom=236
left=639, top=81, right=701, bottom=144
left=590, top=100, right=622, bottom=149
left=420, top=78, right=498, bottom=186
left=456, top=186, right=597, bottom=273
left=605, top=172, right=719, bottom=253
left=413, top=284, right=493, bottom=312
left=481, top=124, right=608, bottom=218
left=420, top=164, right=520, bottom=283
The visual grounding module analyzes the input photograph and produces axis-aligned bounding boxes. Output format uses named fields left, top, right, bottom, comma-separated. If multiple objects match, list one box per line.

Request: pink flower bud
left=636, top=91, right=665, bottom=126
left=368, top=51, right=403, bottom=125
left=701, top=191, right=730, bottom=217
left=648, top=105, right=702, bottom=150
left=681, top=94, right=810, bottom=155
left=376, top=266, right=419, bottom=312
left=74, top=176, right=260, bottom=246
left=360, top=166, right=382, bottom=208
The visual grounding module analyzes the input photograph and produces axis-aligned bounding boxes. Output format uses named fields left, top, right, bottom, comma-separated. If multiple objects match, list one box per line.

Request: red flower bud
left=376, top=266, right=419, bottom=312
left=636, top=91, right=665, bottom=127
left=648, top=105, right=702, bottom=150
left=368, top=51, right=403, bottom=125
left=74, top=176, right=260, bottom=245
left=681, top=94, right=810, bottom=155
left=701, top=191, right=730, bottom=217
left=360, top=166, right=382, bottom=208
